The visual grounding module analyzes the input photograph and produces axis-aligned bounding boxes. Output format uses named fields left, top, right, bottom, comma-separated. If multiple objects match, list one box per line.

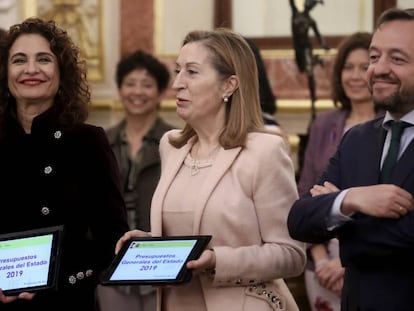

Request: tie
left=380, top=121, right=412, bottom=183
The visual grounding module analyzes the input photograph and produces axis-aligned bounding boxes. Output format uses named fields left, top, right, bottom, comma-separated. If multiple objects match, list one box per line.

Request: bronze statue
left=289, top=0, right=329, bottom=117
left=289, top=0, right=329, bottom=180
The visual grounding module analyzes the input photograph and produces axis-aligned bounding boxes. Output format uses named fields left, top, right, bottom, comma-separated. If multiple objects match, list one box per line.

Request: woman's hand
left=310, top=181, right=340, bottom=197
left=186, top=249, right=216, bottom=276
left=0, top=290, right=35, bottom=303
left=330, top=276, right=344, bottom=296
left=314, top=258, right=344, bottom=294
left=115, top=230, right=151, bottom=254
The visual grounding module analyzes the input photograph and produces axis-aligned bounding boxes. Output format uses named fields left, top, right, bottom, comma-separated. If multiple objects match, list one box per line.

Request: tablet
left=101, top=235, right=212, bottom=285
left=0, top=225, right=63, bottom=295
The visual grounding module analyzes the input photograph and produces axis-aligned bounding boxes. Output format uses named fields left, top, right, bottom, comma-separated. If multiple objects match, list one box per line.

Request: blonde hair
left=169, top=28, right=266, bottom=149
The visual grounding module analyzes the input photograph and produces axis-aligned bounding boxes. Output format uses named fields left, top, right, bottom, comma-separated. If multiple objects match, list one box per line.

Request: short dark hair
left=331, top=32, right=372, bottom=110
left=376, top=7, right=414, bottom=29
left=115, top=50, right=170, bottom=92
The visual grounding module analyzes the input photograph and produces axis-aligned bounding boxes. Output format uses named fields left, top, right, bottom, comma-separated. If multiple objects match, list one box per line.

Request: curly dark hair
left=331, top=32, right=372, bottom=110
left=115, top=50, right=170, bottom=92
left=0, top=17, right=90, bottom=129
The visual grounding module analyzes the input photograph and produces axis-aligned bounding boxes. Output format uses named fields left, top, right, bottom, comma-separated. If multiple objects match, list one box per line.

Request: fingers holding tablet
left=0, top=226, right=63, bottom=296
left=0, top=290, right=18, bottom=303
left=0, top=290, right=35, bottom=303
left=115, top=230, right=151, bottom=254
left=186, top=249, right=216, bottom=275
left=102, top=235, right=212, bottom=286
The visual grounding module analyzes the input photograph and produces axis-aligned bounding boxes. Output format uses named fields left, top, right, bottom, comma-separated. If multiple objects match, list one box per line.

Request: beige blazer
left=151, top=130, right=306, bottom=311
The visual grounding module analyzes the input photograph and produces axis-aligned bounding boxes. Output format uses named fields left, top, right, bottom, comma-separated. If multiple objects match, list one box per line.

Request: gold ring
left=399, top=206, right=404, bottom=212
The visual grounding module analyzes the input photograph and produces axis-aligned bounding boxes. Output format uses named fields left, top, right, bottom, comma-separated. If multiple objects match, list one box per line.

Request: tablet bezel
left=0, top=225, right=64, bottom=296
left=100, top=235, right=212, bottom=286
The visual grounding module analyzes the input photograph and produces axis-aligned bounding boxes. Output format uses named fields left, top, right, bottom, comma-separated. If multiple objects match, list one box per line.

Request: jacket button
left=54, top=130, right=62, bottom=139
left=41, top=206, right=50, bottom=215
left=68, top=275, right=76, bottom=284
left=85, top=269, right=93, bottom=277
left=76, top=272, right=85, bottom=280
left=44, top=166, right=53, bottom=174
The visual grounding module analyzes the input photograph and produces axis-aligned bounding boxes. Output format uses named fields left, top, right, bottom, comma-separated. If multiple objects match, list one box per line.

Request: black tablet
left=0, top=225, right=64, bottom=295
left=101, top=235, right=212, bottom=286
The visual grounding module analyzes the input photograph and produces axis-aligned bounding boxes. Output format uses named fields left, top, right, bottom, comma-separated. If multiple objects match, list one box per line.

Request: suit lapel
left=391, top=138, right=414, bottom=185
left=151, top=141, right=192, bottom=236
left=372, top=116, right=414, bottom=185
left=351, top=119, right=385, bottom=185
left=360, top=118, right=414, bottom=186
left=191, top=146, right=241, bottom=234
left=373, top=120, right=387, bottom=183
left=354, top=116, right=388, bottom=181
left=151, top=140, right=242, bottom=236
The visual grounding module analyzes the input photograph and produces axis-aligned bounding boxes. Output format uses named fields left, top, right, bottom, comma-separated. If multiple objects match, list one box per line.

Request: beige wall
left=3, top=0, right=413, bottom=169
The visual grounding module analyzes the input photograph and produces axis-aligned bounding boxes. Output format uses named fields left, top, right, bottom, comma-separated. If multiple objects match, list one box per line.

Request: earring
left=223, top=96, right=229, bottom=103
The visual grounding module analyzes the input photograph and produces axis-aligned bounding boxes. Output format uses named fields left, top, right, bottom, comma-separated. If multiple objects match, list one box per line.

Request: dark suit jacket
left=288, top=116, right=414, bottom=310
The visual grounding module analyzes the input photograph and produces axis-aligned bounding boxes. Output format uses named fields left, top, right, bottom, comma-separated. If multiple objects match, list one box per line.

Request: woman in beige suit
left=116, top=28, right=306, bottom=311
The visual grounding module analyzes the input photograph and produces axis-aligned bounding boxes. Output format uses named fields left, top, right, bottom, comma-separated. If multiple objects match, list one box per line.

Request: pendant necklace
left=186, top=144, right=220, bottom=176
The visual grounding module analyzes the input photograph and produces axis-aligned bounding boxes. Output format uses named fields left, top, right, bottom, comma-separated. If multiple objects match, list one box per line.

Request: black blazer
left=0, top=107, right=129, bottom=310
left=288, top=117, right=414, bottom=310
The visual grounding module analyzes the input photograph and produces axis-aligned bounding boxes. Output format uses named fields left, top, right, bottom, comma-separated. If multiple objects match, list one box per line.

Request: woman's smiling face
left=8, top=33, right=60, bottom=107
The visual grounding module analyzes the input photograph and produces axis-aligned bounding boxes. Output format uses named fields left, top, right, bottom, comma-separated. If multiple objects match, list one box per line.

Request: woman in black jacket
left=0, top=17, right=129, bottom=310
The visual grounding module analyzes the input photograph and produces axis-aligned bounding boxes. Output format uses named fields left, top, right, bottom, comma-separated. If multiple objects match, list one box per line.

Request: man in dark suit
left=288, top=8, right=414, bottom=311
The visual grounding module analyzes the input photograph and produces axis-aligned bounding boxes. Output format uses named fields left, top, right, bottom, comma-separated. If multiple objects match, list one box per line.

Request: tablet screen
left=101, top=235, right=211, bottom=285
left=0, top=226, right=63, bottom=295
